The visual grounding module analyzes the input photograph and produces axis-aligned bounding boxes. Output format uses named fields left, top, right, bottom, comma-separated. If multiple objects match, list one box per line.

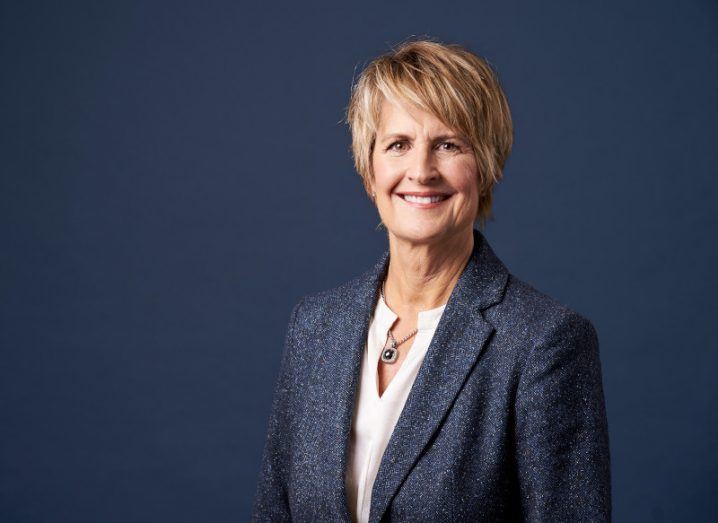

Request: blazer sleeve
left=251, top=297, right=305, bottom=522
left=515, top=311, right=611, bottom=522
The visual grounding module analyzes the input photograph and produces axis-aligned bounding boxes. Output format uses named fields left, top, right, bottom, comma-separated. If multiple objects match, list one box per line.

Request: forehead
left=376, top=96, right=454, bottom=136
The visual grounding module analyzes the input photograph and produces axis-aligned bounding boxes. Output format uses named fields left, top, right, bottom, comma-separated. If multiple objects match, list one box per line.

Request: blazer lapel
left=311, top=246, right=390, bottom=521
left=367, top=228, right=510, bottom=523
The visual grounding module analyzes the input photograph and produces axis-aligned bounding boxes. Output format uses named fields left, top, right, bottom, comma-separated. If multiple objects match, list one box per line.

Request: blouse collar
left=375, top=292, right=447, bottom=332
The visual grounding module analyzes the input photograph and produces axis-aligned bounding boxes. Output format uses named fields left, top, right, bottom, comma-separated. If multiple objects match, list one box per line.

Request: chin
left=390, top=222, right=449, bottom=244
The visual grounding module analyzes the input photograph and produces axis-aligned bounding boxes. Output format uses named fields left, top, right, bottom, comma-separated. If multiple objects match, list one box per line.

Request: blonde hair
left=345, top=38, right=513, bottom=228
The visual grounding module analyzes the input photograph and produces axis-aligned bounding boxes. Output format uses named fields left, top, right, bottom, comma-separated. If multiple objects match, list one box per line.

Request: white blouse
left=345, top=292, right=447, bottom=523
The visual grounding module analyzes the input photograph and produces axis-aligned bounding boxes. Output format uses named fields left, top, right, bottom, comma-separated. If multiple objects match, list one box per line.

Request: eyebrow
left=377, top=132, right=466, bottom=145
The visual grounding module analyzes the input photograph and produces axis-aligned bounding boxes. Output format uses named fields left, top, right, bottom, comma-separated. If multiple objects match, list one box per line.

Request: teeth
left=403, top=194, right=446, bottom=203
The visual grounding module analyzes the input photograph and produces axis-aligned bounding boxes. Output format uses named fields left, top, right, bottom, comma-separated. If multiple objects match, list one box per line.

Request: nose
left=408, top=144, right=439, bottom=184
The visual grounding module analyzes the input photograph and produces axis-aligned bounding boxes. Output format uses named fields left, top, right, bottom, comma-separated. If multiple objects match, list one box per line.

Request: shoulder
left=291, top=264, right=375, bottom=326
left=488, top=272, right=599, bottom=358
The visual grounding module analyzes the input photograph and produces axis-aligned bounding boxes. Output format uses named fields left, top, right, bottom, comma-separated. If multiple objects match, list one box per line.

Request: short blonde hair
left=345, top=38, right=513, bottom=228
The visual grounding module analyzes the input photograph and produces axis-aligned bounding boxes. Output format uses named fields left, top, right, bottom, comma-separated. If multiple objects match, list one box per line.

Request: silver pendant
left=381, top=341, right=398, bottom=364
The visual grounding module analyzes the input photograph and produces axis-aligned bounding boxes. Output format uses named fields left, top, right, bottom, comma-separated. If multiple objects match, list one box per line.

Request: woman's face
left=370, top=97, right=479, bottom=246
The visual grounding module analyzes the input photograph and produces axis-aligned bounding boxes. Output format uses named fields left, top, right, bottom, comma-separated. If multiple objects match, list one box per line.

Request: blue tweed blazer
left=252, top=228, right=611, bottom=522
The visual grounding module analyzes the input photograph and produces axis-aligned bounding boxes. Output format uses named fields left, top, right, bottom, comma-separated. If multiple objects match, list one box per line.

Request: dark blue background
left=1, top=1, right=716, bottom=521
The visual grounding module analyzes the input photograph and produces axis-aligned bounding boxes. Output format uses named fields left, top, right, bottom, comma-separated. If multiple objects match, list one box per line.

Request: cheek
left=452, top=164, right=480, bottom=199
left=373, top=163, right=402, bottom=192
left=371, top=156, right=391, bottom=189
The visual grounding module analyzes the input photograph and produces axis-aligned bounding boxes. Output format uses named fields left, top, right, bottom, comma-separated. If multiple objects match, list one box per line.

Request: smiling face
left=370, top=97, right=480, bottom=246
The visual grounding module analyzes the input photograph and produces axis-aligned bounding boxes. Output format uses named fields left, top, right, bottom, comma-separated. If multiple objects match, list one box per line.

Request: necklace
left=379, top=279, right=418, bottom=364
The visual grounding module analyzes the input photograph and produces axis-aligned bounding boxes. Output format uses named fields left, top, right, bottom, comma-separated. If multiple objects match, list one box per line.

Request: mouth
left=395, top=191, right=453, bottom=208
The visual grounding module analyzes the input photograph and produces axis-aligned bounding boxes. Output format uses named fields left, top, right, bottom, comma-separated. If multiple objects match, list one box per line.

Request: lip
left=397, top=191, right=451, bottom=197
left=394, top=191, right=453, bottom=209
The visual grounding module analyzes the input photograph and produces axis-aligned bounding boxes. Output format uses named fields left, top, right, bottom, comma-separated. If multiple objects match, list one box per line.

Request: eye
left=438, top=141, right=460, bottom=151
left=386, top=141, right=408, bottom=152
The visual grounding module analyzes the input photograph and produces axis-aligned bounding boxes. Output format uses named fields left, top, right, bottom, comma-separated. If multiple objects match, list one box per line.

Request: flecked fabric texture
left=252, top=228, right=611, bottom=522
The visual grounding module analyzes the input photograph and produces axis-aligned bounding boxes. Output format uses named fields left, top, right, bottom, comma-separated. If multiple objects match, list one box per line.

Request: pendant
left=381, top=340, right=398, bottom=364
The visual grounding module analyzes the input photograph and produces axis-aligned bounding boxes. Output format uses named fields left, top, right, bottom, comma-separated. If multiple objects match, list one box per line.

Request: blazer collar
left=323, top=227, right=510, bottom=522
left=359, top=227, right=508, bottom=309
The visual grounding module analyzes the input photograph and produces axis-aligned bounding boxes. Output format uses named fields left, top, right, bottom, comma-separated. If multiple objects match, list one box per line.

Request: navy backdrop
left=1, top=1, right=716, bottom=521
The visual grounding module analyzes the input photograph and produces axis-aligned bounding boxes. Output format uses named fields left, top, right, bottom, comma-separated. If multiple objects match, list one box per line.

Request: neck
left=383, top=226, right=475, bottom=312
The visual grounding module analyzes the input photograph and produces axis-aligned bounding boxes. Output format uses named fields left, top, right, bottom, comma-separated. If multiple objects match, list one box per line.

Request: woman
left=252, top=39, right=610, bottom=522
